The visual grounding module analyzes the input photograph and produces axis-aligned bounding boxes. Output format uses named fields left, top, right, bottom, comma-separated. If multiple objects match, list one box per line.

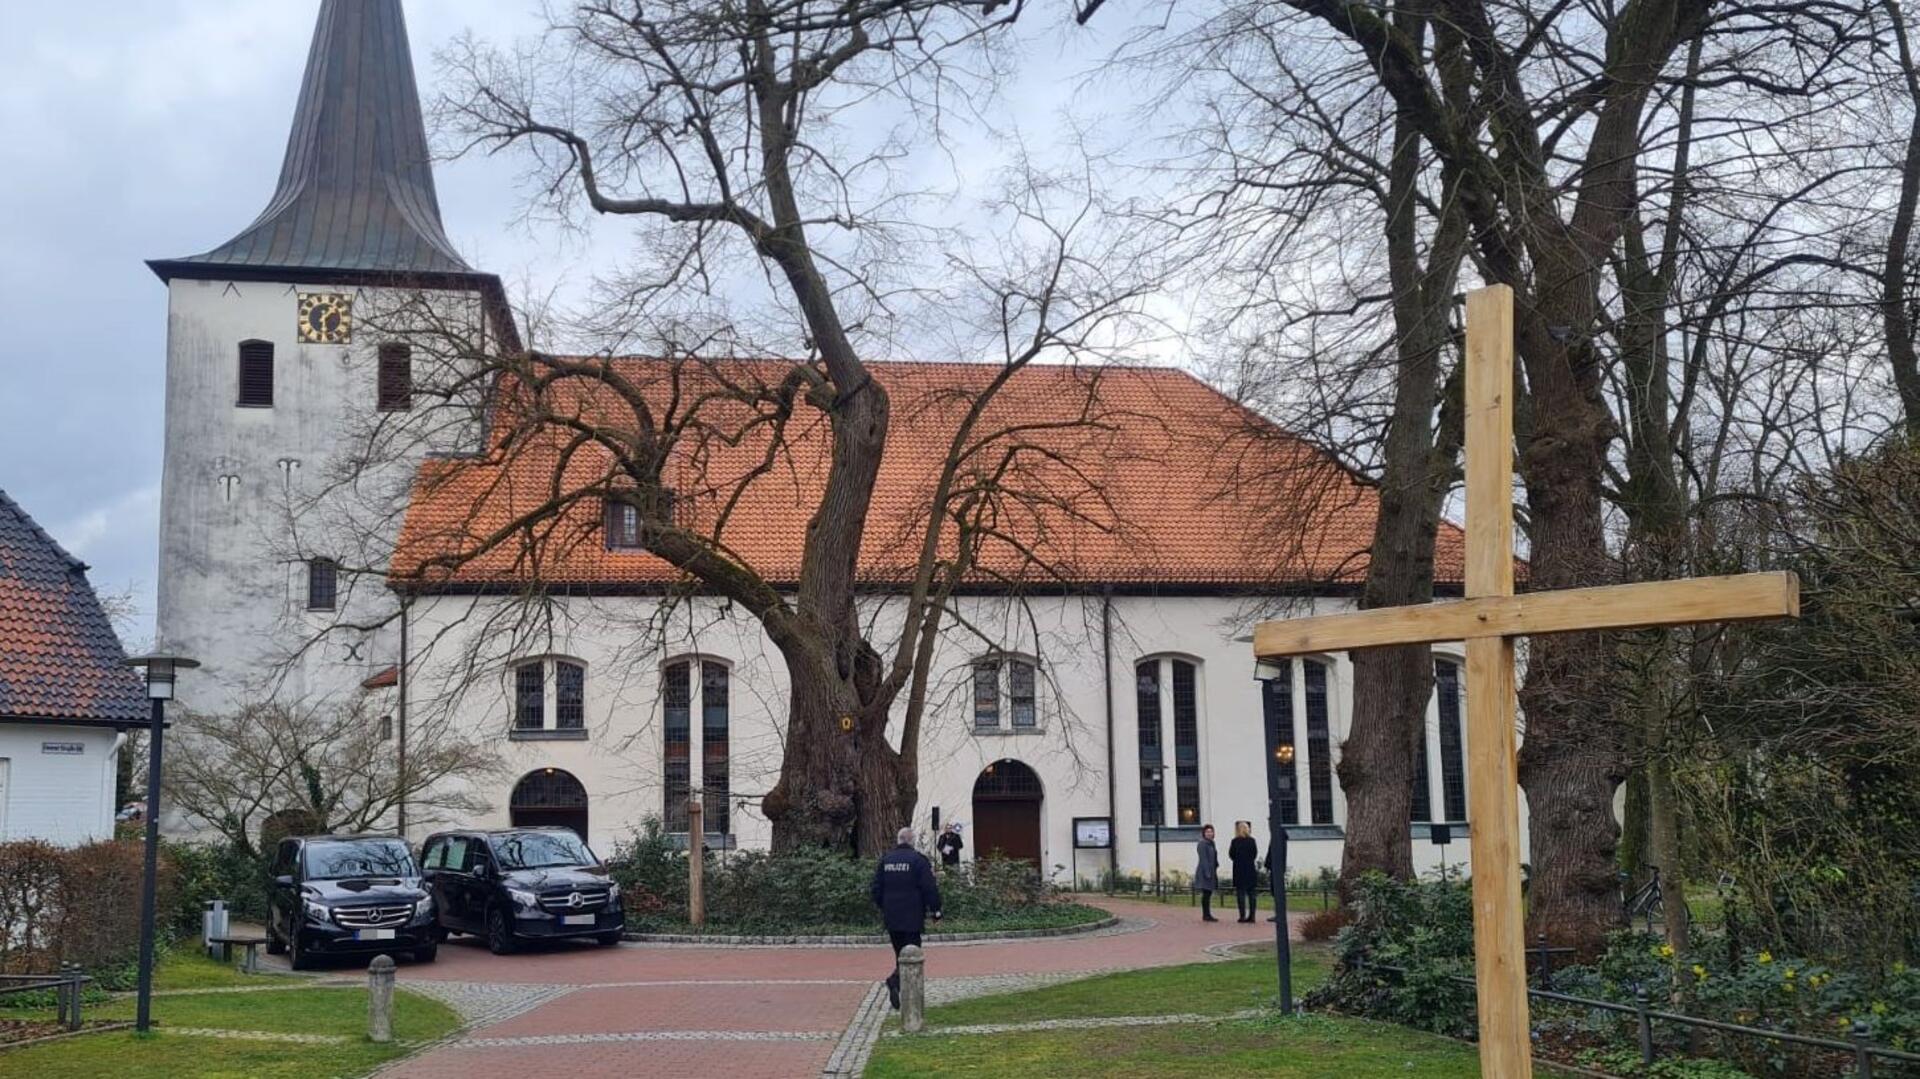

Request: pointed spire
left=155, top=0, right=471, bottom=277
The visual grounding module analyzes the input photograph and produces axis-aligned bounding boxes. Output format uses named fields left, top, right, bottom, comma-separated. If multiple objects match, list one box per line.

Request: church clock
left=296, top=292, right=353, bottom=344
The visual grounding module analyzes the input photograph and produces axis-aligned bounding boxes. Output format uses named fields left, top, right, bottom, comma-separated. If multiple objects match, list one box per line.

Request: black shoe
left=1203, top=915, right=1220, bottom=922
left=1266, top=915, right=1280, bottom=923
left=888, top=986, right=900, bottom=1010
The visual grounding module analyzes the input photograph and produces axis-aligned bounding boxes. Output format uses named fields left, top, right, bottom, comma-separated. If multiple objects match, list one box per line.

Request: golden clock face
left=297, top=292, right=353, bottom=344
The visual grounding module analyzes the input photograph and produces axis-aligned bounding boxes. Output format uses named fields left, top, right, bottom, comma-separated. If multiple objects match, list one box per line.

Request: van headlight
left=303, top=898, right=331, bottom=923
left=607, top=880, right=621, bottom=902
left=507, top=887, right=539, bottom=910
left=412, top=897, right=435, bottom=922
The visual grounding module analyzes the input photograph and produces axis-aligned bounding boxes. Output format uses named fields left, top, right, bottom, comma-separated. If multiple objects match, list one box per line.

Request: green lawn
left=152, top=948, right=286, bottom=991
left=919, top=949, right=1332, bottom=1028
left=0, top=980, right=460, bottom=1079
left=867, top=1013, right=1491, bottom=1077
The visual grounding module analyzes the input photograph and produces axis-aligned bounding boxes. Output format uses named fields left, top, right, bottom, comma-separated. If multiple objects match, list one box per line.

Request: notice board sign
left=1073, top=816, right=1113, bottom=849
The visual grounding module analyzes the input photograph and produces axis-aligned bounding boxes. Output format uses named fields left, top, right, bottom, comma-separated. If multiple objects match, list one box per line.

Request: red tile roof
left=391, top=360, right=1466, bottom=591
left=0, top=490, right=148, bottom=723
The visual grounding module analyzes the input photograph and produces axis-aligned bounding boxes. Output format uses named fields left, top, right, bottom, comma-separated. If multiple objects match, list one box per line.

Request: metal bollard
left=367, top=954, right=396, bottom=1043
left=1634, top=986, right=1655, bottom=1065
left=1536, top=934, right=1554, bottom=992
left=898, top=945, right=926, bottom=1034
left=55, top=964, right=72, bottom=1028
left=1852, top=1020, right=1875, bottom=1079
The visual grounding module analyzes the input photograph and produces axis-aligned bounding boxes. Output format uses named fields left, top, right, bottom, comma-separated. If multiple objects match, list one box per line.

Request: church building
left=151, top=0, right=1519, bottom=884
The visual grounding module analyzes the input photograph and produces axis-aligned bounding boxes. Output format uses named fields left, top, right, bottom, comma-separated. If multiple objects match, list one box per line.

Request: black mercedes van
left=266, top=834, right=437, bottom=969
left=419, top=828, right=624, bottom=954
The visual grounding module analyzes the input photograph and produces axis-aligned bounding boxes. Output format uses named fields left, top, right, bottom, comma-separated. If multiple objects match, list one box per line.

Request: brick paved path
left=362, top=898, right=1302, bottom=1079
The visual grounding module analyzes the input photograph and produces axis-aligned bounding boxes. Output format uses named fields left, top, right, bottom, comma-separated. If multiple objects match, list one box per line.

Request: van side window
left=421, top=839, right=445, bottom=870
left=447, top=836, right=473, bottom=872
left=274, top=839, right=297, bottom=877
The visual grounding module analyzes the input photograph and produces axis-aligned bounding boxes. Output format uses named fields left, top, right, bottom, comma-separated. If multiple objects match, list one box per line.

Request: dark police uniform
left=870, top=840, right=942, bottom=1008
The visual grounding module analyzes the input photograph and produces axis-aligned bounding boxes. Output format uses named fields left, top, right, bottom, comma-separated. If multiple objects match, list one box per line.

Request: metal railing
left=1361, top=953, right=1920, bottom=1077
left=0, top=965, right=93, bottom=1032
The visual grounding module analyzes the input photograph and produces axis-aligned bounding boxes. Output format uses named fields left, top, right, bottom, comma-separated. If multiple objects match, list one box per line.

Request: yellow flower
left=1656, top=943, right=1676, bottom=960
left=1874, top=1001, right=1890, bottom=1016
left=1758, top=951, right=1774, bottom=965
left=1785, top=968, right=1797, bottom=980
left=1839, top=1017, right=1854, bottom=1029
left=1692, top=964, right=1708, bottom=981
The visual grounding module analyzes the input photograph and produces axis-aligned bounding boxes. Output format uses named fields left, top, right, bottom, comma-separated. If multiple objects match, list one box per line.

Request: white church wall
left=403, top=586, right=1527, bottom=883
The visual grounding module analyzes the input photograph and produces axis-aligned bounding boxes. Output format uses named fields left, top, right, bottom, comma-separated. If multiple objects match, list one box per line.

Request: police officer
left=870, top=826, right=942, bottom=1010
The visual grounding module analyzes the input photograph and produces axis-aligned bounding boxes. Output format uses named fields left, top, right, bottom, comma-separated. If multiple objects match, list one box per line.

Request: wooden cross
left=1251, top=284, right=1799, bottom=1078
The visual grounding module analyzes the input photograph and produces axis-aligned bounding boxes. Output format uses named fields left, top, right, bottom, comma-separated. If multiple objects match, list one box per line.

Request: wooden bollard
left=367, top=954, right=395, bottom=1043
left=899, top=945, right=926, bottom=1033
left=688, top=796, right=706, bottom=928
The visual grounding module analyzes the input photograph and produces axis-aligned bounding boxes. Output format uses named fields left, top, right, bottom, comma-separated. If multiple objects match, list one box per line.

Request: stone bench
left=207, top=935, right=268, bottom=973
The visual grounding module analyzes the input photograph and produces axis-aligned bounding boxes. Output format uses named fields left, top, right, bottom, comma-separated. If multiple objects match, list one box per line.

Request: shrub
left=1306, top=872, right=1476, bottom=1037
left=166, top=840, right=271, bottom=930
left=0, top=841, right=66, bottom=972
left=1300, top=907, right=1352, bottom=942
left=0, top=840, right=175, bottom=984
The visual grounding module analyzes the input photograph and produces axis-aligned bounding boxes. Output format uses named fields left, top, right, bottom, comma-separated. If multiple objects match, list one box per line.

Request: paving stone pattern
left=368, top=898, right=1301, bottom=1079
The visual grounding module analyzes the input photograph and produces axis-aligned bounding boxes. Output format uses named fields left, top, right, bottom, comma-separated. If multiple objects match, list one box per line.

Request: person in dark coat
left=936, top=823, right=964, bottom=867
left=1193, top=823, right=1220, bottom=922
left=871, top=826, right=943, bottom=1009
left=1228, top=820, right=1260, bottom=923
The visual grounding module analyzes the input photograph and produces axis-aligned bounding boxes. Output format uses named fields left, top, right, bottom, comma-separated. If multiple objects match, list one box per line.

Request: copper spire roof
left=150, top=0, right=472, bottom=279
left=0, top=491, right=148, bottom=725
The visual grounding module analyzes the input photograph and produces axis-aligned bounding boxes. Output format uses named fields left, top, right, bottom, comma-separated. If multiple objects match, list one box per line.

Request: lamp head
left=124, top=653, right=200, bottom=702
left=1275, top=743, right=1296, bottom=765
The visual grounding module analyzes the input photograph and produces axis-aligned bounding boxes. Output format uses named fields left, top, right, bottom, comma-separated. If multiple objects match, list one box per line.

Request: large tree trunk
left=1335, top=28, right=1468, bottom=895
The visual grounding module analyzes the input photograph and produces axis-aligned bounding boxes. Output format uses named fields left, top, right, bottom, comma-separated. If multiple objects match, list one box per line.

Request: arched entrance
left=970, top=759, right=1043, bottom=869
left=509, top=768, right=588, bottom=839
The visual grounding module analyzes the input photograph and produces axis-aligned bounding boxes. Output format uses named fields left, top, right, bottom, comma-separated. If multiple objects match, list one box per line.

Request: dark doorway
left=971, top=759, right=1043, bottom=869
left=509, top=768, right=588, bottom=839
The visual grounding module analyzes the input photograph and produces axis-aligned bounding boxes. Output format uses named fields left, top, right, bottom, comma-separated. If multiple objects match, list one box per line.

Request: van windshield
left=492, top=831, right=595, bottom=871
left=304, top=838, right=416, bottom=881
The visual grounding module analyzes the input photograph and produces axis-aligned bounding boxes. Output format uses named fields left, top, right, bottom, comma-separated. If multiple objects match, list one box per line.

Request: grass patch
left=867, top=1012, right=1495, bottom=1077
left=920, top=949, right=1334, bottom=1028
left=0, top=984, right=460, bottom=1078
left=152, top=947, right=280, bottom=991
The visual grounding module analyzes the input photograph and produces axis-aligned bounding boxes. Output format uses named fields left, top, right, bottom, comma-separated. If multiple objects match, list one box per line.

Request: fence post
left=1635, top=985, right=1656, bottom=1065
left=67, top=966, right=83, bottom=1031
left=898, top=945, right=926, bottom=1033
left=55, top=964, right=73, bottom=1028
left=1852, top=1020, right=1875, bottom=1079
left=367, top=954, right=395, bottom=1043
left=1536, top=934, right=1554, bottom=992
left=688, top=797, right=706, bottom=928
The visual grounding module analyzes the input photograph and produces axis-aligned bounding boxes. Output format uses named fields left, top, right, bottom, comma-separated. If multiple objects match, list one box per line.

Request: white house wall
left=405, top=589, right=1528, bottom=884
left=0, top=724, right=122, bottom=847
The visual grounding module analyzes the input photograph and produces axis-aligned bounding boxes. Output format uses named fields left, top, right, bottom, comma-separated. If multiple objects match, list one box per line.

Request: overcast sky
left=0, top=1, right=1152, bottom=647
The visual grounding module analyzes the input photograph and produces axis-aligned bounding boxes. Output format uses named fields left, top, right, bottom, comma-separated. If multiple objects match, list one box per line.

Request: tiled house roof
left=0, top=491, right=147, bottom=723
left=391, top=360, right=1468, bottom=592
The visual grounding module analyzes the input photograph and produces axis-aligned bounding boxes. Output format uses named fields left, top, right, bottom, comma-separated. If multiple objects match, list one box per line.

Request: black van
left=266, top=834, right=437, bottom=969
left=419, top=828, right=625, bottom=954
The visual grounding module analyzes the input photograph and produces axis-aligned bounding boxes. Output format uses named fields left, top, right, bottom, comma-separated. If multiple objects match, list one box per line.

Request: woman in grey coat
left=1193, top=823, right=1220, bottom=922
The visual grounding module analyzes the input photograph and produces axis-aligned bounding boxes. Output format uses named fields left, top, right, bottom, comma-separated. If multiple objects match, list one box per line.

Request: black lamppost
left=1256, top=657, right=1295, bottom=1015
left=124, top=652, right=198, bottom=1034
left=1141, top=764, right=1165, bottom=896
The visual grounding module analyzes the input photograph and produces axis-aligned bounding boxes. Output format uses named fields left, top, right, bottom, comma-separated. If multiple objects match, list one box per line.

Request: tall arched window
left=1412, top=657, right=1469, bottom=824
left=1136, top=656, right=1203, bottom=827
left=1260, top=656, right=1337, bottom=826
left=663, top=658, right=731, bottom=834
left=511, top=658, right=587, bottom=735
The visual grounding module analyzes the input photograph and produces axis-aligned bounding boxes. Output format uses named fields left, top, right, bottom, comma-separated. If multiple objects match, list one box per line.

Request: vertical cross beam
left=1463, top=285, right=1532, bottom=1078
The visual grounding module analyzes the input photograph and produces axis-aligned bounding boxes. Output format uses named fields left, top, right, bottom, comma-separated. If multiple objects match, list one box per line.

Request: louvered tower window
left=306, top=558, right=337, bottom=610
left=377, top=343, right=412, bottom=411
left=237, top=340, right=274, bottom=407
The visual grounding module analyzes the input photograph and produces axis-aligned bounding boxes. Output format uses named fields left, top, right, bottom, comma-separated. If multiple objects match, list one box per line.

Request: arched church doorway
left=509, top=768, right=588, bottom=839
left=971, top=759, right=1043, bottom=869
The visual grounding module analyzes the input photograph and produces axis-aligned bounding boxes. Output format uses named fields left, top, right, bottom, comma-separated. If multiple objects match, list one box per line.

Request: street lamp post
left=1141, top=764, right=1165, bottom=897
left=1256, top=658, right=1295, bottom=1015
left=123, top=652, right=198, bottom=1034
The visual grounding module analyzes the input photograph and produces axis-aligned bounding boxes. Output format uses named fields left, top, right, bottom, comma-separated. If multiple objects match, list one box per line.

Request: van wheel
left=265, top=928, right=286, bottom=956
left=597, top=931, right=622, bottom=946
left=486, top=907, right=517, bottom=955
left=288, top=935, right=313, bottom=971
left=413, top=943, right=438, bottom=963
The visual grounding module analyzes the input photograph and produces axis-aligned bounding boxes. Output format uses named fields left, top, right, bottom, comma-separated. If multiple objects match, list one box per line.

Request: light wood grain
left=1251, top=571, right=1799, bottom=657
left=1467, top=633, right=1530, bottom=1079
left=1464, top=285, right=1515, bottom=602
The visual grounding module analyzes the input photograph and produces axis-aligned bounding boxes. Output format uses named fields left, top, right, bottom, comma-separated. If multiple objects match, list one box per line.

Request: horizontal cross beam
left=1253, top=571, right=1798, bottom=658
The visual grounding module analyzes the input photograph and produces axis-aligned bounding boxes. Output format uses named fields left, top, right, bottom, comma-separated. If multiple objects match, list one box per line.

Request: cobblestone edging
left=627, top=915, right=1124, bottom=947
left=820, top=982, right=889, bottom=1077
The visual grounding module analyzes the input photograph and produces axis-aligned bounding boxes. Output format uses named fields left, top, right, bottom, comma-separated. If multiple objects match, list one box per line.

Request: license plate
left=562, top=914, right=594, bottom=926
left=355, top=929, right=396, bottom=940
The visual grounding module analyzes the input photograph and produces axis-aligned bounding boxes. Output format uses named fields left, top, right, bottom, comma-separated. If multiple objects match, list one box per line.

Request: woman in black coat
left=1227, top=821, right=1260, bottom=923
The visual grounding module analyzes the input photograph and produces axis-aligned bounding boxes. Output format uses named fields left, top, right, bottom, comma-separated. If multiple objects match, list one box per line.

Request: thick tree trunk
left=762, top=648, right=914, bottom=856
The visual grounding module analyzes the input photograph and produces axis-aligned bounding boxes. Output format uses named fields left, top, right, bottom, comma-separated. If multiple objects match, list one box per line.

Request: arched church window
left=510, top=657, right=588, bottom=734
left=1136, top=660, right=1164, bottom=826
left=1259, top=656, right=1336, bottom=826
left=1136, top=656, right=1204, bottom=827
left=377, top=343, right=412, bottom=411
left=662, top=658, right=731, bottom=834
left=970, top=656, right=1038, bottom=730
left=237, top=340, right=274, bottom=408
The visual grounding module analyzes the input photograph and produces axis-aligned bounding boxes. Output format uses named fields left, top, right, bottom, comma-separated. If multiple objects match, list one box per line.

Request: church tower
left=149, top=0, right=516, bottom=713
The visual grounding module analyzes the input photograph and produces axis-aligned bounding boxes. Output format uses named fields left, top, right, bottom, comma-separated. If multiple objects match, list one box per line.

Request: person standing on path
left=1228, top=821, right=1260, bottom=923
left=871, top=826, right=943, bottom=1009
left=1194, top=824, right=1220, bottom=922
left=936, top=823, right=964, bottom=867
